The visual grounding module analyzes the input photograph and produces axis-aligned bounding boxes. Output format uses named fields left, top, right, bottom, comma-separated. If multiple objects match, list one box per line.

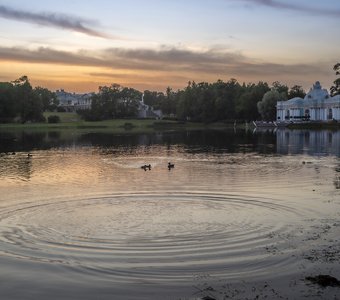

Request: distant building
left=56, top=89, right=93, bottom=112
left=56, top=90, right=163, bottom=118
left=277, top=81, right=340, bottom=122
left=137, top=94, right=163, bottom=119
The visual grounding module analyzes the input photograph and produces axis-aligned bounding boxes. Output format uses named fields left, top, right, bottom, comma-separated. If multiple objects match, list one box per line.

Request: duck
left=168, top=162, right=175, bottom=170
left=141, top=164, right=151, bottom=171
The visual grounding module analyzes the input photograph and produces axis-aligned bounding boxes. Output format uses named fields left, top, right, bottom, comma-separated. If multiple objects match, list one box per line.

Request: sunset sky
left=0, top=0, right=339, bottom=93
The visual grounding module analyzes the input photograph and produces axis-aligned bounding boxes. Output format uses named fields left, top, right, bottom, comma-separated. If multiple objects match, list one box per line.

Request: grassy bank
left=0, top=112, right=233, bottom=133
left=3, top=113, right=338, bottom=132
left=43, top=112, right=82, bottom=123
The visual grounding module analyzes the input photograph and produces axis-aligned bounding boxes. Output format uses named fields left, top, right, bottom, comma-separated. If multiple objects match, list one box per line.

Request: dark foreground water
left=0, top=128, right=339, bottom=300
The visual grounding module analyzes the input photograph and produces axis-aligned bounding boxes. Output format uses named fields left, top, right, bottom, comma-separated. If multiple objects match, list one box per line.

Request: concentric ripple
left=0, top=192, right=303, bottom=283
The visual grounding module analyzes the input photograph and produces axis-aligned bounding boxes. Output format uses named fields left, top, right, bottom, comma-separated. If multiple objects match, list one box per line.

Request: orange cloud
left=0, top=46, right=335, bottom=93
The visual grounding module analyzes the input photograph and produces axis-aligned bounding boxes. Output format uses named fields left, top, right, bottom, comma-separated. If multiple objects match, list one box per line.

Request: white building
left=56, top=90, right=163, bottom=118
left=56, top=89, right=93, bottom=111
left=277, top=81, right=340, bottom=122
left=138, top=94, right=163, bottom=119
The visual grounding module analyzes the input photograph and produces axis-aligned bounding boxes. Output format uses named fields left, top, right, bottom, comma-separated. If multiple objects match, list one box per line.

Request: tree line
left=1, top=63, right=339, bottom=123
left=79, top=79, right=306, bottom=122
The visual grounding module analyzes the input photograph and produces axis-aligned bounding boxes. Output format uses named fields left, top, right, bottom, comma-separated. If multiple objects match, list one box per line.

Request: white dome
left=304, top=81, right=329, bottom=101
left=287, top=97, right=304, bottom=106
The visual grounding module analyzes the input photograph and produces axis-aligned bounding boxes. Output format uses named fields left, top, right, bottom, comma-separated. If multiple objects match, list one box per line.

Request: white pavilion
left=276, top=81, right=340, bottom=122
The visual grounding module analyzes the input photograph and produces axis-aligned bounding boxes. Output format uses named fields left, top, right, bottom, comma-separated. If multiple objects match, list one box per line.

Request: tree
left=118, top=87, right=141, bottom=117
left=161, top=86, right=177, bottom=116
left=143, top=90, right=160, bottom=108
left=11, top=76, right=45, bottom=123
left=272, top=81, right=289, bottom=98
left=235, top=81, right=270, bottom=121
left=288, top=85, right=306, bottom=99
left=176, top=81, right=199, bottom=120
left=34, top=87, right=58, bottom=111
left=257, top=89, right=285, bottom=121
left=0, top=82, right=16, bottom=122
left=213, top=79, right=241, bottom=121
left=330, top=62, right=340, bottom=96
left=47, top=115, right=61, bottom=123
left=79, top=84, right=142, bottom=121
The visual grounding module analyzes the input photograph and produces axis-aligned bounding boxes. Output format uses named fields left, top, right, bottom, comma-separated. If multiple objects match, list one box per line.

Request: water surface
left=0, top=128, right=339, bottom=299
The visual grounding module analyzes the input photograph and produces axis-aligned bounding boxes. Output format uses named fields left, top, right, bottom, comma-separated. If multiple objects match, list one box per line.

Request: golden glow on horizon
left=0, top=61, right=195, bottom=92
left=0, top=58, right=335, bottom=93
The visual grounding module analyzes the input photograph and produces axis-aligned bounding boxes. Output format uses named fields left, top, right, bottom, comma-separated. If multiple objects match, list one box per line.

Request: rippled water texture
left=0, top=129, right=339, bottom=299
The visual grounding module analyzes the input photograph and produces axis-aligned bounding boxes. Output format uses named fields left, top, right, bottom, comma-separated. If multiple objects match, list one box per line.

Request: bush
left=122, top=122, right=135, bottom=129
left=57, top=106, right=66, bottom=112
left=47, top=115, right=61, bottom=123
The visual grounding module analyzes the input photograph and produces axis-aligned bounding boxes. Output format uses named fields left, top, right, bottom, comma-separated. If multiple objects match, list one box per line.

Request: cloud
left=0, top=46, right=103, bottom=66
left=88, top=71, right=190, bottom=84
left=0, top=45, right=247, bottom=73
left=0, top=45, right=328, bottom=75
left=101, top=47, right=246, bottom=72
left=0, top=5, right=112, bottom=38
left=237, top=0, right=340, bottom=17
left=0, top=45, right=333, bottom=90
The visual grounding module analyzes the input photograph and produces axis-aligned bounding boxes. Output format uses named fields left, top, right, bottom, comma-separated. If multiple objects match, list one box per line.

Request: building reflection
left=276, top=129, right=340, bottom=156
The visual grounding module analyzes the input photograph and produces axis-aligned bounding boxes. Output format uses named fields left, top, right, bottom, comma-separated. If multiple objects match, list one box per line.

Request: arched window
left=304, top=109, right=310, bottom=120
left=328, top=108, right=333, bottom=120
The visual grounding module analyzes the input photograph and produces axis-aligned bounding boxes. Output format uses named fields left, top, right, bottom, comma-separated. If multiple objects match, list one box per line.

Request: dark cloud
left=0, top=45, right=331, bottom=84
left=238, top=0, right=340, bottom=17
left=0, top=46, right=246, bottom=72
left=0, top=46, right=103, bottom=66
left=100, top=47, right=245, bottom=72
left=0, top=5, right=112, bottom=38
left=88, top=72, right=189, bottom=83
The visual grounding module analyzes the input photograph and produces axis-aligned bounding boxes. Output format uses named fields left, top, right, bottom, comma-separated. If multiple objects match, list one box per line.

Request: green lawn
left=0, top=113, right=199, bottom=132
left=43, top=112, right=82, bottom=123
left=0, top=112, right=241, bottom=132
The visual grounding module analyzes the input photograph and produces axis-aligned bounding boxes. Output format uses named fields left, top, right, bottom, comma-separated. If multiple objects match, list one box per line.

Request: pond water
left=0, top=128, right=339, bottom=300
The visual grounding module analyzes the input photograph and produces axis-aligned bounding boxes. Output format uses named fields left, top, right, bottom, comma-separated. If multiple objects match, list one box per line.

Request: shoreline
left=1, top=117, right=339, bottom=133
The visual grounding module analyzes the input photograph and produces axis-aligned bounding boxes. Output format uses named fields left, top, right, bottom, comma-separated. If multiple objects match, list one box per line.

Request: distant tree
left=34, top=87, right=58, bottom=111
left=79, top=84, right=142, bottom=121
left=12, top=76, right=45, bottom=123
left=272, top=81, right=289, bottom=98
left=196, top=82, right=216, bottom=122
left=118, top=87, right=141, bottom=117
left=161, top=86, right=177, bottom=116
left=143, top=90, right=165, bottom=110
left=288, top=85, right=306, bottom=99
left=176, top=82, right=196, bottom=120
left=330, top=62, right=340, bottom=96
left=0, top=76, right=46, bottom=123
left=235, top=81, right=270, bottom=121
left=0, top=82, right=16, bottom=122
left=213, top=79, right=241, bottom=121
left=257, top=89, right=285, bottom=121
left=143, top=90, right=157, bottom=107
left=47, top=115, right=61, bottom=123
